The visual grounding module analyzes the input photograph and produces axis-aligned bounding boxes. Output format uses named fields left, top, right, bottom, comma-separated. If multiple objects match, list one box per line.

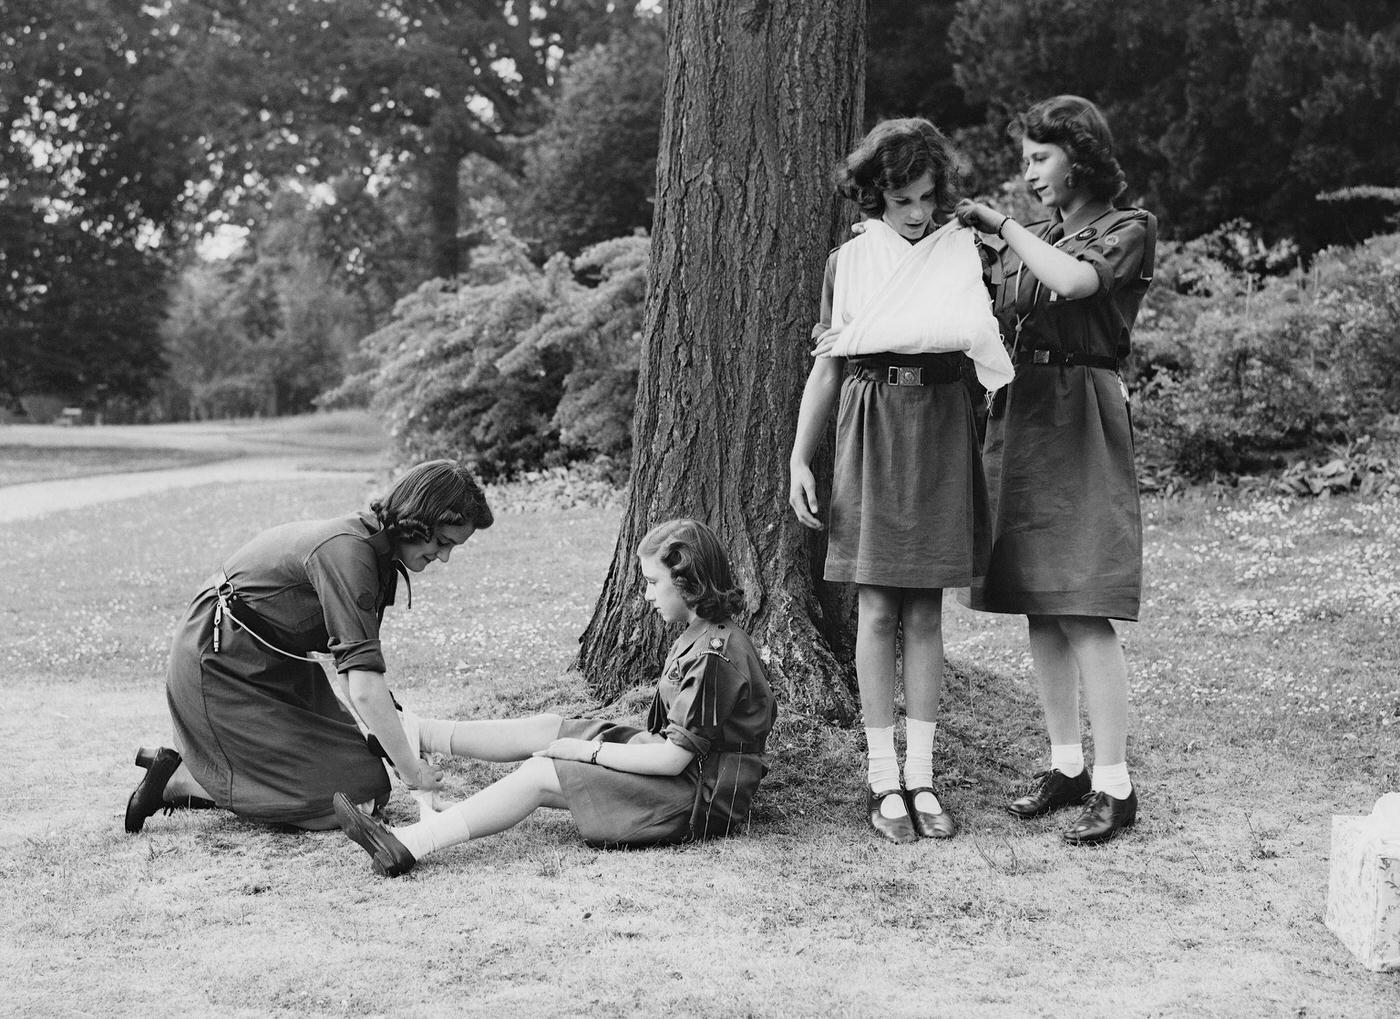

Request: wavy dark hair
left=1014, top=95, right=1127, bottom=203
left=371, top=459, right=493, bottom=544
left=637, top=518, right=745, bottom=623
left=835, top=117, right=962, bottom=218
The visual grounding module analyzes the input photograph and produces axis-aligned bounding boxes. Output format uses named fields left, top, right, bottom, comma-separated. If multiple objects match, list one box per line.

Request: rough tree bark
left=576, top=0, right=867, bottom=721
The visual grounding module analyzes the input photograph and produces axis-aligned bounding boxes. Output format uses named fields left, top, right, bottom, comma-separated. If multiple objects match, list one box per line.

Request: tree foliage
left=163, top=189, right=366, bottom=418
left=949, top=0, right=1400, bottom=250
left=0, top=1, right=197, bottom=406
left=333, top=226, right=647, bottom=479
left=514, top=16, right=665, bottom=257
left=170, top=0, right=644, bottom=279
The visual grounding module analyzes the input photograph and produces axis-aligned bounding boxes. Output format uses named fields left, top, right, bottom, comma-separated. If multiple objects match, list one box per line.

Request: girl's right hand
left=789, top=463, right=823, bottom=530
left=955, top=198, right=1004, bottom=234
left=405, top=760, right=445, bottom=793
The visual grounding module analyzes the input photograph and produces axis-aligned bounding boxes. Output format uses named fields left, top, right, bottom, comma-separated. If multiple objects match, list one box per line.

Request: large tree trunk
left=576, top=0, right=867, bottom=721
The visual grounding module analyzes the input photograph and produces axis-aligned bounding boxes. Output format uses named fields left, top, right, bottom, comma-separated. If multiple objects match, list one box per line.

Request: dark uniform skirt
left=825, top=353, right=991, bottom=589
left=552, top=718, right=696, bottom=848
left=969, top=365, right=1142, bottom=620
left=165, top=589, right=391, bottom=825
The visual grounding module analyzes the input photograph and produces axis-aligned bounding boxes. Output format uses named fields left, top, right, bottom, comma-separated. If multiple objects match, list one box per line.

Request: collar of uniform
left=356, top=511, right=408, bottom=610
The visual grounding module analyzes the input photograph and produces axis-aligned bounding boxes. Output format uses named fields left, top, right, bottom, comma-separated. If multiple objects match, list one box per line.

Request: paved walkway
left=0, top=456, right=377, bottom=522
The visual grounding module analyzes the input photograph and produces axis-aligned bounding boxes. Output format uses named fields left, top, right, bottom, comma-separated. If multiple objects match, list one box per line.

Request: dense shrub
left=1131, top=229, right=1400, bottom=481
left=329, top=226, right=647, bottom=481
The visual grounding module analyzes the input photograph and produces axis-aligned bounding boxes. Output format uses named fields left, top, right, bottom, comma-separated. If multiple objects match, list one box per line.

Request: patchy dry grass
left=1, top=478, right=1398, bottom=1017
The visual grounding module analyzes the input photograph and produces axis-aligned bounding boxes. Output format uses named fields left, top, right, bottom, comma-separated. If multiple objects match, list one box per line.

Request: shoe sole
left=332, top=793, right=409, bottom=877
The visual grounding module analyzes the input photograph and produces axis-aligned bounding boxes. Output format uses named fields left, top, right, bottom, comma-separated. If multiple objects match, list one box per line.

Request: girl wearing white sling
left=789, top=119, right=1011, bottom=845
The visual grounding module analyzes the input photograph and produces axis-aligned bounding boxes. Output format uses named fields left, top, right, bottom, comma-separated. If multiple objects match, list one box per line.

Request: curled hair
left=835, top=117, right=963, bottom=218
left=1014, top=95, right=1127, bottom=203
left=637, top=518, right=745, bottom=623
left=371, top=459, right=493, bottom=544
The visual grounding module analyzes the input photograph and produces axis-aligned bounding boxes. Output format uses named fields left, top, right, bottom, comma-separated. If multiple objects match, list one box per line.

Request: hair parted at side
left=1014, top=95, right=1127, bottom=203
left=835, top=117, right=963, bottom=218
left=371, top=459, right=493, bottom=543
left=636, top=518, right=745, bottom=623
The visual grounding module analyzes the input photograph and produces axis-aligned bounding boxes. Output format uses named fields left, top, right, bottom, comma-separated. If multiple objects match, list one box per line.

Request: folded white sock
left=1051, top=742, right=1085, bottom=779
left=903, top=718, right=942, bottom=814
left=865, top=725, right=906, bottom=818
left=392, top=804, right=473, bottom=860
left=1091, top=761, right=1133, bottom=800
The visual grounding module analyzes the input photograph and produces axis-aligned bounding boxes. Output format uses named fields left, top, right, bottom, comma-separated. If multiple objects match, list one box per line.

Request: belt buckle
left=887, top=366, right=923, bottom=386
left=1032, top=349, right=1051, bottom=365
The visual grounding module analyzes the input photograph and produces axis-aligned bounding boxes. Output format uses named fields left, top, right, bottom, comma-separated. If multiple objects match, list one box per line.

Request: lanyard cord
left=1010, top=208, right=1117, bottom=353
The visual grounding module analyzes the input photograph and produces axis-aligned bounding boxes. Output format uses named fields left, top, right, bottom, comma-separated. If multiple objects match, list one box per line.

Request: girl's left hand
left=532, top=738, right=595, bottom=763
left=811, top=326, right=843, bottom=358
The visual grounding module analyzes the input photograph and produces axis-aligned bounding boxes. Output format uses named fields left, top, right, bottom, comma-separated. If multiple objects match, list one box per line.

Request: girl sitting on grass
left=334, top=518, right=777, bottom=877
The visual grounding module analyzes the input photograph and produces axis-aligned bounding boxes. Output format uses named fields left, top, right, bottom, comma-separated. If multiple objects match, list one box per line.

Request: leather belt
left=1014, top=349, right=1118, bottom=370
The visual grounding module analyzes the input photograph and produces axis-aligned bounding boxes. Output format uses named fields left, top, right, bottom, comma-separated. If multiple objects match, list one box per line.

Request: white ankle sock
left=865, top=725, right=906, bottom=818
left=1051, top=743, right=1085, bottom=778
left=1091, top=762, right=1132, bottom=799
left=392, top=804, right=473, bottom=859
left=903, top=718, right=942, bottom=814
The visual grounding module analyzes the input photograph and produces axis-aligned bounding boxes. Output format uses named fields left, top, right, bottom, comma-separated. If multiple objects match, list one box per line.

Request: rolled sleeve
left=1074, top=218, right=1148, bottom=296
left=304, top=533, right=386, bottom=674
left=662, top=653, right=745, bottom=756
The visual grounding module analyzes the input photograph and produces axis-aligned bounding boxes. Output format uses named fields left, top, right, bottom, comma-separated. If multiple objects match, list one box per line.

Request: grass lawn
left=1, top=477, right=1397, bottom=1016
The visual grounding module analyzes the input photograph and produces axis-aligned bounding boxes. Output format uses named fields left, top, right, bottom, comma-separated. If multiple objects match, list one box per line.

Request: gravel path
left=0, top=456, right=378, bottom=522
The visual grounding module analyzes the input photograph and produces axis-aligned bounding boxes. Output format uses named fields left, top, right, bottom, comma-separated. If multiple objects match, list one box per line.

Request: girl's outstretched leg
left=417, top=713, right=564, bottom=761
left=336, top=757, right=566, bottom=877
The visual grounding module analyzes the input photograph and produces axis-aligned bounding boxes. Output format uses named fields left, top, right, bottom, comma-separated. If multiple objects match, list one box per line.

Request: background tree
left=0, top=1, right=196, bottom=411
left=172, top=0, right=643, bottom=281
left=514, top=16, right=666, bottom=258
left=574, top=0, right=867, bottom=720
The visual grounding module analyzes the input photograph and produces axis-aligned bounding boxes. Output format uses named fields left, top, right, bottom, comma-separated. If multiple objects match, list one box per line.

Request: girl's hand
left=811, top=326, right=843, bottom=358
left=789, top=462, right=823, bottom=530
left=955, top=198, right=1005, bottom=235
left=404, top=759, right=445, bottom=793
left=532, top=738, right=596, bottom=763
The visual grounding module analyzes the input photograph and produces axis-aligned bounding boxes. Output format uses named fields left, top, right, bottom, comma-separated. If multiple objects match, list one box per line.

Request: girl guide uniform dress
left=819, top=219, right=1014, bottom=588
left=552, top=620, right=776, bottom=848
left=166, top=512, right=407, bottom=825
left=969, top=207, right=1157, bottom=620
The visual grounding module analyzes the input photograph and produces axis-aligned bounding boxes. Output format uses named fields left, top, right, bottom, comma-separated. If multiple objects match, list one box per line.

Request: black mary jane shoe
left=905, top=786, right=957, bottom=840
left=124, top=746, right=182, bottom=834
left=1008, top=768, right=1092, bottom=819
left=333, top=792, right=417, bottom=877
left=1062, top=787, right=1138, bottom=846
left=133, top=747, right=218, bottom=810
left=866, top=787, right=918, bottom=845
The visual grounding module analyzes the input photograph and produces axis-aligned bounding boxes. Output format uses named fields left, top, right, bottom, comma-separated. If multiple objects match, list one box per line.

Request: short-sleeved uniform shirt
left=165, top=512, right=403, bottom=823
left=968, top=208, right=1157, bottom=619
left=555, top=621, right=776, bottom=847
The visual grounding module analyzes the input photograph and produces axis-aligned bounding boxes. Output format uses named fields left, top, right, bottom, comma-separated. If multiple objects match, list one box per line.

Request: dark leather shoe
left=1008, top=768, right=1091, bottom=818
left=905, top=786, right=956, bottom=839
left=334, top=792, right=416, bottom=877
left=134, top=746, right=217, bottom=810
left=866, top=787, right=918, bottom=845
left=124, top=747, right=181, bottom=833
left=1063, top=787, right=1138, bottom=846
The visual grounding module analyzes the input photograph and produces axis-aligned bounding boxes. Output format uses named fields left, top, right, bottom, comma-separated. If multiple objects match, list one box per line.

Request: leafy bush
left=1131, top=229, right=1400, bottom=481
left=329, top=225, right=647, bottom=481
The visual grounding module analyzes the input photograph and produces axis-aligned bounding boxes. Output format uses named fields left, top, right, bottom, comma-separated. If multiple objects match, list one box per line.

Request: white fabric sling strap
left=825, top=219, right=1013, bottom=392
